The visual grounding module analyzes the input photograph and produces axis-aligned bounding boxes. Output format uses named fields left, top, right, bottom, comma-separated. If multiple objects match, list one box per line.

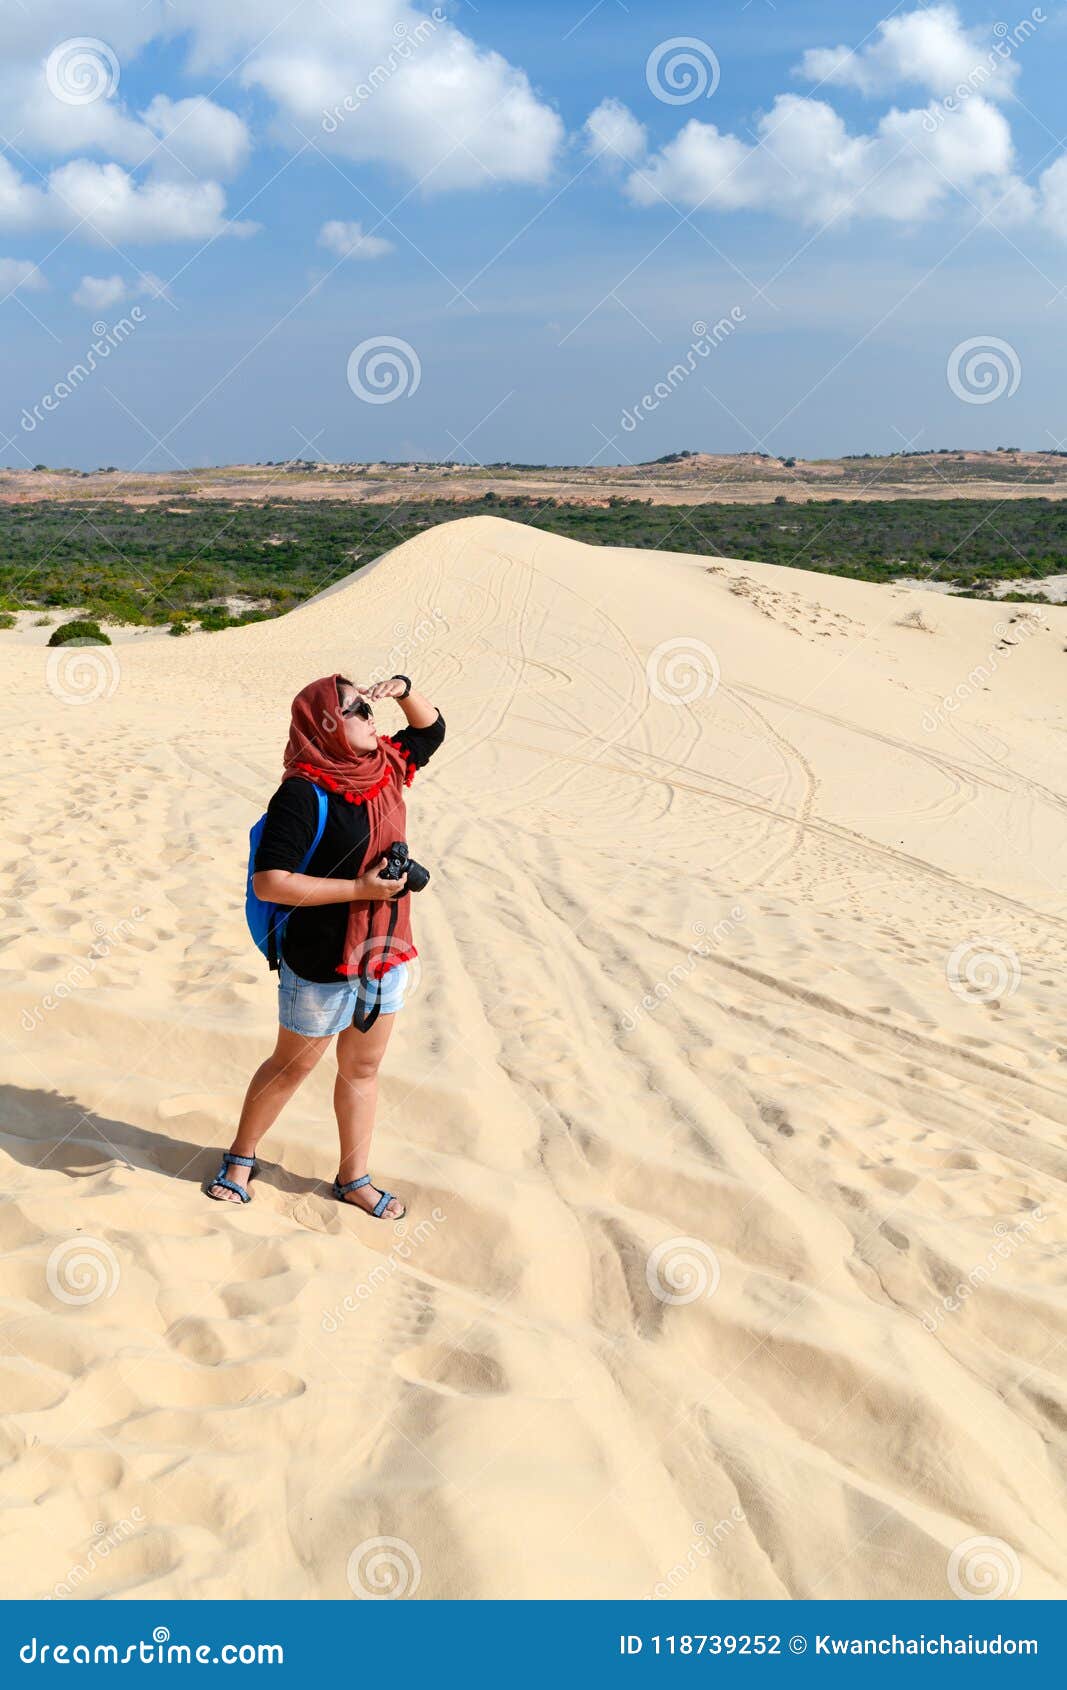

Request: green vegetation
left=47, top=618, right=110, bottom=646
left=1, top=496, right=1065, bottom=629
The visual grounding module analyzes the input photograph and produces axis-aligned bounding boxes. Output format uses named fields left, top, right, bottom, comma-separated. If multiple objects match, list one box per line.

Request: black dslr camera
left=381, top=840, right=430, bottom=894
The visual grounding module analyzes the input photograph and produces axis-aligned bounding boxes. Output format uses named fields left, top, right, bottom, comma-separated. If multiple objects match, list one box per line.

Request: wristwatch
left=392, top=674, right=412, bottom=698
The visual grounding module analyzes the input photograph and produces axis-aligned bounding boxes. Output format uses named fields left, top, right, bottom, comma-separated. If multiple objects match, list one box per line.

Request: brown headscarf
left=282, top=674, right=416, bottom=981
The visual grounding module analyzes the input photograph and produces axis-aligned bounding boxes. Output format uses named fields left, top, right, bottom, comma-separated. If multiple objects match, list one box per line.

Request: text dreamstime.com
left=20, top=310, right=147, bottom=433
left=650, top=1509, right=747, bottom=1598
left=321, top=9, right=446, bottom=131
left=49, top=1510, right=146, bottom=1599
left=922, top=9, right=1046, bottom=133
left=19, top=1636, right=284, bottom=1666
left=321, top=1207, right=447, bottom=1330
left=918, top=1208, right=1045, bottom=1333
left=620, top=310, right=746, bottom=433
left=921, top=609, right=1045, bottom=734
left=621, top=909, right=746, bottom=1031
left=20, top=909, right=146, bottom=1031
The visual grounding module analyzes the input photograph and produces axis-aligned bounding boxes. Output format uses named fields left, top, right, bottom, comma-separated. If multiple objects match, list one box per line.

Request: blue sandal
left=333, top=1175, right=405, bottom=1219
left=205, top=1151, right=258, bottom=1204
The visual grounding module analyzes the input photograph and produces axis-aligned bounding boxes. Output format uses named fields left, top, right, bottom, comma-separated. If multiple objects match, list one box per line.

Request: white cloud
left=137, top=270, right=170, bottom=299
left=318, top=219, right=393, bottom=260
left=624, top=88, right=1043, bottom=231
left=0, top=257, right=45, bottom=293
left=608, top=7, right=1067, bottom=243
left=72, top=270, right=171, bottom=309
left=49, top=160, right=256, bottom=241
left=7, top=88, right=149, bottom=167
left=796, top=4, right=1020, bottom=102
left=0, top=157, right=44, bottom=228
left=1038, top=155, right=1067, bottom=240
left=584, top=98, right=647, bottom=168
left=180, top=1, right=564, bottom=189
left=0, top=154, right=256, bottom=243
left=0, top=1, right=560, bottom=265
left=141, top=95, right=251, bottom=180
left=4, top=79, right=247, bottom=178
left=72, top=273, right=128, bottom=310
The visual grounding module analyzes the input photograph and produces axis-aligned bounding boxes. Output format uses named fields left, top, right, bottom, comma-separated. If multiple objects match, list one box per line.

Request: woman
left=207, top=672, right=445, bottom=1217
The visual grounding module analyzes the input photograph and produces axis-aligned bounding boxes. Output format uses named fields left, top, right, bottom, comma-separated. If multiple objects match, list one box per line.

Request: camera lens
left=404, top=860, right=430, bottom=894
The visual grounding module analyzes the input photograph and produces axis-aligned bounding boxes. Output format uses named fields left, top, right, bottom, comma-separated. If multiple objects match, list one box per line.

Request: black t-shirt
left=254, top=712, right=445, bottom=981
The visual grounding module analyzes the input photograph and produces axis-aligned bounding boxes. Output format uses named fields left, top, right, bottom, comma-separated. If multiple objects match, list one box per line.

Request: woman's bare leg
left=333, top=1013, right=403, bottom=1217
left=209, top=1025, right=332, bottom=1202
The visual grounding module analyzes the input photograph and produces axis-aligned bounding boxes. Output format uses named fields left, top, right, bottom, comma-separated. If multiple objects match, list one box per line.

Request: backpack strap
left=303, top=784, right=329, bottom=866
left=267, top=786, right=329, bottom=970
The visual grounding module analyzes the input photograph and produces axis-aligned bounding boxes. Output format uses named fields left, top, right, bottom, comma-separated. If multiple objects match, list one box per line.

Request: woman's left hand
left=358, top=676, right=438, bottom=730
left=357, top=678, right=407, bottom=702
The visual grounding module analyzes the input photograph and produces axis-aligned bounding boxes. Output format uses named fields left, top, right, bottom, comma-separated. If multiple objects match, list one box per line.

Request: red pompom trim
left=380, top=736, right=417, bottom=787
left=290, top=760, right=398, bottom=805
left=336, top=942, right=418, bottom=981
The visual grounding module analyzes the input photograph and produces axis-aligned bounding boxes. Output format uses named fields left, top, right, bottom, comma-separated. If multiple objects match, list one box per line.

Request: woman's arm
left=254, top=781, right=405, bottom=905
left=253, top=861, right=405, bottom=905
left=360, top=675, right=438, bottom=729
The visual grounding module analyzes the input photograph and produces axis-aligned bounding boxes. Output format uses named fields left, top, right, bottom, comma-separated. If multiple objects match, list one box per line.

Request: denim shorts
left=278, top=958, right=409, bottom=1037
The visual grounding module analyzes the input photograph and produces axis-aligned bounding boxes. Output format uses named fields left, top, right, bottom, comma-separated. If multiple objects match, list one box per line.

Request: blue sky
left=1, top=1, right=1065, bottom=470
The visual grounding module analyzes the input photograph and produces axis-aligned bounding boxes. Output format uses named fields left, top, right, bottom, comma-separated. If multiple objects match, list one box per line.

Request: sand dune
left=1, top=514, right=1065, bottom=1600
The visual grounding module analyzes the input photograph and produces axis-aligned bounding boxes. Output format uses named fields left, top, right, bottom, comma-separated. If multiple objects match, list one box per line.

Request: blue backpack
left=245, top=786, right=328, bottom=969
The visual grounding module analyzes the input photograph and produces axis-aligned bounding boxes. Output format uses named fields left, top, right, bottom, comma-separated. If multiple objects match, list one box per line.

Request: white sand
left=1, top=515, right=1065, bottom=1600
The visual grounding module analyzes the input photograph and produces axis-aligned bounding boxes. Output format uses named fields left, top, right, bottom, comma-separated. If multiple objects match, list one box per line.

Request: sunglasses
left=339, top=695, right=373, bottom=721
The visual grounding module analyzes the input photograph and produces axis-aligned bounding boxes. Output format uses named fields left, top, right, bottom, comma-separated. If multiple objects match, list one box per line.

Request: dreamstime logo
left=947, top=1535, right=1022, bottom=1600
left=919, top=1208, right=1044, bottom=1333
left=20, top=909, right=146, bottom=1031
left=646, top=37, right=720, bottom=104
left=363, top=609, right=449, bottom=688
left=946, top=937, right=1021, bottom=1003
left=621, top=911, right=746, bottom=1032
left=646, top=637, right=721, bottom=704
left=348, top=937, right=424, bottom=1002
left=45, top=38, right=120, bottom=105
left=50, top=1509, right=147, bottom=1598
left=947, top=337, right=1021, bottom=405
left=322, top=1207, right=447, bottom=1333
left=650, top=1509, right=746, bottom=1598
left=620, top=311, right=745, bottom=434
left=921, top=610, right=1045, bottom=734
left=921, top=10, right=1046, bottom=133
left=46, top=642, right=120, bottom=706
left=346, top=1536, right=422, bottom=1599
left=322, top=9, right=446, bottom=131
left=347, top=337, right=421, bottom=404
left=46, top=1236, right=120, bottom=1306
left=646, top=1237, right=720, bottom=1305
left=21, top=309, right=147, bottom=433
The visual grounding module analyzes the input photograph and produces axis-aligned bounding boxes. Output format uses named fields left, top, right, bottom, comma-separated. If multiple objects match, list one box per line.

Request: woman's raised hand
left=357, top=678, right=408, bottom=703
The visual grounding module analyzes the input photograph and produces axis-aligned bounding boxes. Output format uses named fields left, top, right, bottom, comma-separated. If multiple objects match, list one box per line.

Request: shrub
left=0, top=611, right=16, bottom=630
left=47, top=619, right=110, bottom=647
left=168, top=619, right=192, bottom=636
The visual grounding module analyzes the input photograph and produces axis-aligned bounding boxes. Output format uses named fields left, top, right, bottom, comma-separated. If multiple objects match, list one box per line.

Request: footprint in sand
left=157, top=1092, right=242, bottom=1121
left=392, top=1343, right=508, bottom=1396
